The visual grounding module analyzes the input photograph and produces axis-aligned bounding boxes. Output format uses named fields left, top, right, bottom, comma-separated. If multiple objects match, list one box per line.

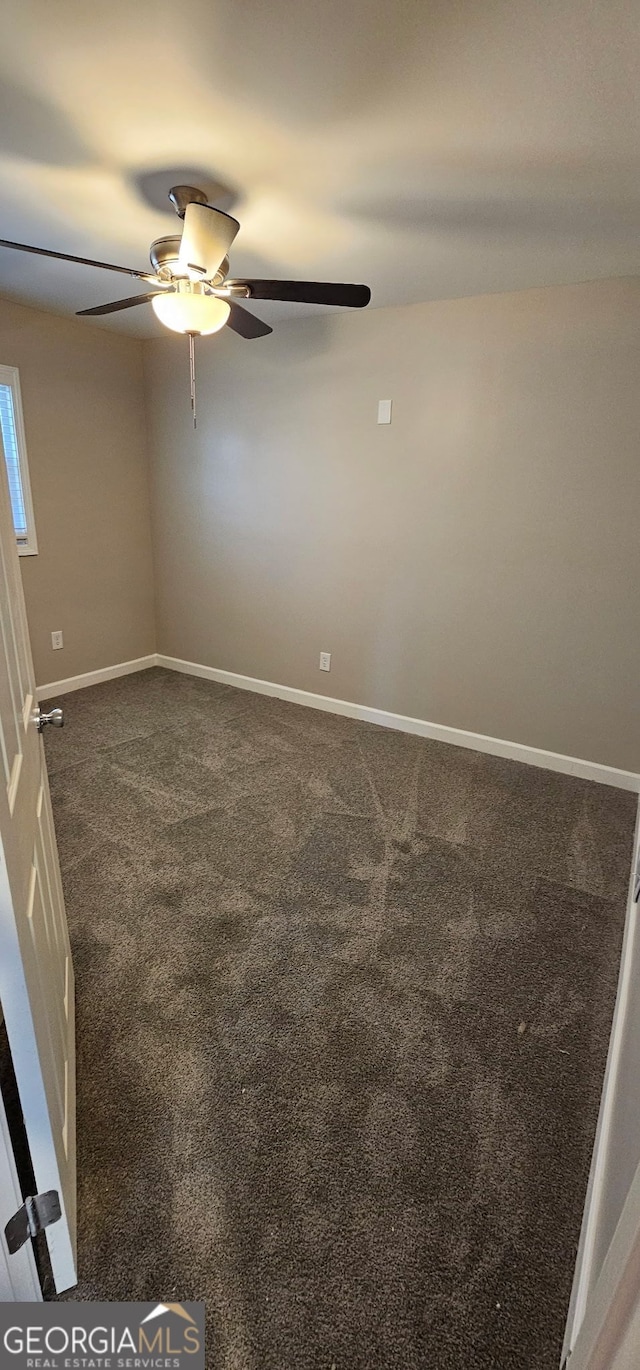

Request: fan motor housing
left=149, top=236, right=181, bottom=274
left=149, top=236, right=229, bottom=284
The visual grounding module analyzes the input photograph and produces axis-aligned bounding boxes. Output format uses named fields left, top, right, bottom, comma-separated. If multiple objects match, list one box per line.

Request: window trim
left=0, top=363, right=38, bottom=556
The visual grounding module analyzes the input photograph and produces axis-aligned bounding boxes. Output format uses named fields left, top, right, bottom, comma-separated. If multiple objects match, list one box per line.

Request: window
left=0, top=365, right=37, bottom=555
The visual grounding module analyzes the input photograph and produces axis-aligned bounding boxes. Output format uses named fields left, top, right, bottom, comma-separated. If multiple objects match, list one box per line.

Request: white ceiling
left=0, top=0, right=639, bottom=337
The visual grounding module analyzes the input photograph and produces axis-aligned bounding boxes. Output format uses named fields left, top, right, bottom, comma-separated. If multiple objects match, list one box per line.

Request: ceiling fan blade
left=230, top=279, right=371, bottom=308
left=226, top=301, right=273, bottom=339
left=76, top=293, right=167, bottom=317
left=178, top=203, right=240, bottom=280
left=0, top=237, right=156, bottom=281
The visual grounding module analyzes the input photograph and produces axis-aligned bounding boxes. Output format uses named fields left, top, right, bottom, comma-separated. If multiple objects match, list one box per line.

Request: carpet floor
left=44, top=667, right=637, bottom=1369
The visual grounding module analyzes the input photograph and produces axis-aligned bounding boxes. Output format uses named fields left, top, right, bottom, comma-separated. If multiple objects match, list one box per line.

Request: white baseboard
left=36, top=655, right=156, bottom=701
left=156, top=654, right=640, bottom=793
left=37, top=649, right=640, bottom=791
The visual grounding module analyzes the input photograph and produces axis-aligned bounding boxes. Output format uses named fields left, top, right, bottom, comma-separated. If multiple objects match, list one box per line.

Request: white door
left=0, top=429, right=76, bottom=1293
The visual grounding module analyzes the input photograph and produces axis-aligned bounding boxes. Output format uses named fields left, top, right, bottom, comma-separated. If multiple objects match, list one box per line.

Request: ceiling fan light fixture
left=151, top=281, right=231, bottom=335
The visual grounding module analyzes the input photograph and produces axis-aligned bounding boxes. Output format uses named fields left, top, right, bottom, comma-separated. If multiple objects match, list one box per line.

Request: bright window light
left=0, top=365, right=38, bottom=556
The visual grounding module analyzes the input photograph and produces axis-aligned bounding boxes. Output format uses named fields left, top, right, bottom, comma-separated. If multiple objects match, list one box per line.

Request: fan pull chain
left=188, top=331, right=197, bottom=428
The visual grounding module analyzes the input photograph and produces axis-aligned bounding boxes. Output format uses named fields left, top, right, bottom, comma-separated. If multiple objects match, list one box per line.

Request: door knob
left=36, top=706, right=64, bottom=732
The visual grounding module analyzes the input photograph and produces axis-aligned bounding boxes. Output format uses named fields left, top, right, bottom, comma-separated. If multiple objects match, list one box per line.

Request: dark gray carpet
left=45, top=667, right=637, bottom=1369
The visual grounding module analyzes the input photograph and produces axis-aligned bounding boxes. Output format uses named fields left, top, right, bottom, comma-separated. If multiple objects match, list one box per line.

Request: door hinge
left=4, top=1190, right=61, bottom=1254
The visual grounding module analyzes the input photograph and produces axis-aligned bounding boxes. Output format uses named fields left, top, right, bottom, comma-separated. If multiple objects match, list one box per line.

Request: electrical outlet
left=319, top=651, right=331, bottom=672
left=51, top=630, right=63, bottom=650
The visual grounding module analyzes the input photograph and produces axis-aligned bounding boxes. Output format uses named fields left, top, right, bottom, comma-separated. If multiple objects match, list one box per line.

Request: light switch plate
left=377, top=399, right=392, bottom=424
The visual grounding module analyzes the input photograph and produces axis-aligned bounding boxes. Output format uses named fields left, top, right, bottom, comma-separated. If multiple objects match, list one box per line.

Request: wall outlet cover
left=51, top=630, right=63, bottom=650
left=319, top=651, right=331, bottom=672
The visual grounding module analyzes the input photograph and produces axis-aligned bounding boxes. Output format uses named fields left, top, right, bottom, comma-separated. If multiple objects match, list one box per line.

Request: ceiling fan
left=0, top=184, right=372, bottom=424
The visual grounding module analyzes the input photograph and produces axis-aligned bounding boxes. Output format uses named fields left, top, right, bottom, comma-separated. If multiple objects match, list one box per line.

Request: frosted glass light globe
left=152, top=281, right=230, bottom=335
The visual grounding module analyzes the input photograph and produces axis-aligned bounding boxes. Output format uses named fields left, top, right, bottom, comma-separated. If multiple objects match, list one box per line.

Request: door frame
left=565, top=1152, right=640, bottom=1369
left=562, top=797, right=640, bottom=1365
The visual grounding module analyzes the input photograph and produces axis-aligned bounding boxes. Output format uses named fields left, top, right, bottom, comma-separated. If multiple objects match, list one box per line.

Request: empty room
left=0, top=2, right=639, bottom=1368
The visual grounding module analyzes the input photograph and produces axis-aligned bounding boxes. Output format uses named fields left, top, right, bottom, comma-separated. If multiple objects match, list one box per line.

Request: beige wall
left=3, top=284, right=635, bottom=770
left=144, top=278, right=640, bottom=772
left=0, top=298, right=155, bottom=685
